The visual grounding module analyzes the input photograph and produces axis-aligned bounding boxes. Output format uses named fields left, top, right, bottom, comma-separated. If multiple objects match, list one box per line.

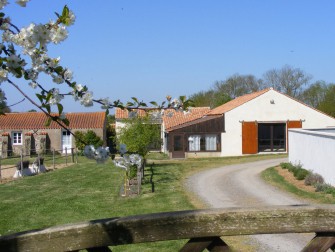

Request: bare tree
left=214, top=74, right=262, bottom=98
left=263, top=65, right=312, bottom=97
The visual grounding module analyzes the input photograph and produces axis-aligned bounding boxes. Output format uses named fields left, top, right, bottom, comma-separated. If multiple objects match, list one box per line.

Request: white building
left=166, top=88, right=335, bottom=158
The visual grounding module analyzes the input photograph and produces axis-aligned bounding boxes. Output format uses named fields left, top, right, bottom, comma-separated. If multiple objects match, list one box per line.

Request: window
left=188, top=134, right=218, bottom=151
left=12, top=132, right=22, bottom=145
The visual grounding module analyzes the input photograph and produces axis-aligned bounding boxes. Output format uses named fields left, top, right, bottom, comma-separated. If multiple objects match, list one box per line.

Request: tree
left=74, top=130, right=103, bottom=153
left=263, top=65, right=312, bottom=97
left=300, top=81, right=329, bottom=108
left=118, top=116, right=161, bottom=157
left=317, top=84, right=335, bottom=117
left=0, top=88, right=10, bottom=114
left=189, top=90, right=230, bottom=108
left=215, top=74, right=262, bottom=99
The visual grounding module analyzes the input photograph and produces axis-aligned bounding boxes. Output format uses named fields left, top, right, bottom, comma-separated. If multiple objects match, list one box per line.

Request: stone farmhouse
left=0, top=111, right=107, bottom=157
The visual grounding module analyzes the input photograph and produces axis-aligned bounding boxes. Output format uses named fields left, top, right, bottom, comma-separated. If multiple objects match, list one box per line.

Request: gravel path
left=185, top=157, right=315, bottom=251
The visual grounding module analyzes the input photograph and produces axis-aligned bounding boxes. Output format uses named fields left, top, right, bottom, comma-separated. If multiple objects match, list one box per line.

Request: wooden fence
left=0, top=148, right=76, bottom=180
left=1, top=204, right=335, bottom=251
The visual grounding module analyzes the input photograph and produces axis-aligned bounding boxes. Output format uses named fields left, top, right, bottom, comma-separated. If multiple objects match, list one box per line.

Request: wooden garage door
left=287, top=120, right=302, bottom=129
left=242, top=121, right=258, bottom=154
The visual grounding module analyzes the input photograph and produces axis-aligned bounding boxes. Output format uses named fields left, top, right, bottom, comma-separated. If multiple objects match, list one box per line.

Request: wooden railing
left=1, top=205, right=335, bottom=252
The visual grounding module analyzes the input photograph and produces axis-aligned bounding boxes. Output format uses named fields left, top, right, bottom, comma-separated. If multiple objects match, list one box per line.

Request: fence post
left=53, top=148, right=55, bottom=170
left=71, top=148, right=74, bottom=163
left=20, top=149, right=23, bottom=175
left=65, top=147, right=68, bottom=166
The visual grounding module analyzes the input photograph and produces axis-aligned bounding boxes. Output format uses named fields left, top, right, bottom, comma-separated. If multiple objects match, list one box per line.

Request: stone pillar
left=24, top=133, right=32, bottom=157
left=36, top=132, right=47, bottom=154
left=0, top=133, right=9, bottom=158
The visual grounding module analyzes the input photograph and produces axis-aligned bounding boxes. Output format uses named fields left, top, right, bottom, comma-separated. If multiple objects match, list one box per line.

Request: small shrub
left=305, top=173, right=324, bottom=186
left=280, top=162, right=293, bottom=170
left=127, top=165, right=138, bottom=180
left=315, top=183, right=334, bottom=193
left=294, top=168, right=309, bottom=180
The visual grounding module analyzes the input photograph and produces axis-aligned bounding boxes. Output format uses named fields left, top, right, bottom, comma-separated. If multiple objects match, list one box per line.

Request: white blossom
left=80, top=91, right=93, bottom=107
left=0, top=0, right=8, bottom=10
left=52, top=74, right=64, bottom=84
left=48, top=88, right=63, bottom=105
left=84, top=145, right=110, bottom=163
left=7, top=54, right=26, bottom=69
left=47, top=57, right=60, bottom=68
left=75, top=83, right=84, bottom=92
left=100, top=97, right=111, bottom=109
left=63, top=69, right=73, bottom=81
left=0, top=68, right=8, bottom=83
left=67, top=10, right=76, bottom=26
left=25, top=68, right=38, bottom=80
left=50, top=25, right=68, bottom=44
left=16, top=0, right=30, bottom=7
left=28, top=81, right=37, bottom=89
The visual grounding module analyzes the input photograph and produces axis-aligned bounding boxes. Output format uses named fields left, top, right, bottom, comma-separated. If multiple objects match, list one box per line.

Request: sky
left=3, top=0, right=335, bottom=113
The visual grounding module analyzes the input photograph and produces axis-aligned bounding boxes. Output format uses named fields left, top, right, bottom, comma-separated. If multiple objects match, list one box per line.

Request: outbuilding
left=166, top=88, right=335, bottom=158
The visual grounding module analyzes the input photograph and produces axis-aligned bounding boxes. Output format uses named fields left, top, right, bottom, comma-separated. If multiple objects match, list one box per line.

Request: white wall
left=289, top=129, right=335, bottom=186
left=221, top=89, right=335, bottom=156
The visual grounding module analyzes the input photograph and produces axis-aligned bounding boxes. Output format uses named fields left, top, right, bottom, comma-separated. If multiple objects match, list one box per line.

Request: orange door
left=242, top=121, right=258, bottom=154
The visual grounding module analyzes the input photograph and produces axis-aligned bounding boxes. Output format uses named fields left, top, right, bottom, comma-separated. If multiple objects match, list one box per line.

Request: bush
left=315, top=183, right=335, bottom=195
left=280, top=162, right=293, bottom=170
left=294, top=168, right=309, bottom=180
left=305, top=173, right=324, bottom=186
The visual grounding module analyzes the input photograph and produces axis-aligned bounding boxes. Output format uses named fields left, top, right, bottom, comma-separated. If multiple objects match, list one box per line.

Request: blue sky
left=4, top=0, right=335, bottom=112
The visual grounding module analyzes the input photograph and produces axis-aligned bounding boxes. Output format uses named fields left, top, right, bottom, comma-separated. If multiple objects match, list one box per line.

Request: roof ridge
left=207, top=88, right=271, bottom=115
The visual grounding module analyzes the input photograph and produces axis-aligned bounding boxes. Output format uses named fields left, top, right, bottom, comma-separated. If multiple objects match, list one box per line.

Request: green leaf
left=105, top=109, right=109, bottom=116
left=36, top=93, right=44, bottom=103
left=131, top=97, right=139, bottom=104
left=125, top=102, right=134, bottom=107
left=62, top=5, right=69, bottom=19
left=54, top=66, right=63, bottom=74
left=45, top=117, right=52, bottom=127
left=57, top=103, right=63, bottom=115
left=150, top=101, right=158, bottom=107
left=0, top=13, right=5, bottom=18
left=62, top=118, right=70, bottom=126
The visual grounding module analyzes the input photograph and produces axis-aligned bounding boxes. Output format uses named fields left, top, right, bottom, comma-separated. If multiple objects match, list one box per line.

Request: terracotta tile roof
left=115, top=107, right=210, bottom=130
left=163, top=107, right=211, bottom=130
left=0, top=112, right=106, bottom=130
left=115, top=108, right=148, bottom=119
left=207, top=88, right=271, bottom=115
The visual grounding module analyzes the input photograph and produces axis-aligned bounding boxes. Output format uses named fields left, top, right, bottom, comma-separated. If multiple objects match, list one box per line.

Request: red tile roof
left=115, top=107, right=210, bottom=130
left=207, top=88, right=271, bottom=115
left=163, top=107, right=211, bottom=130
left=0, top=112, right=106, bottom=130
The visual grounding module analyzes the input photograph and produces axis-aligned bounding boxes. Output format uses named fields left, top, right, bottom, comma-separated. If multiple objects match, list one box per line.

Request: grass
left=0, top=154, right=286, bottom=251
left=261, top=167, right=335, bottom=204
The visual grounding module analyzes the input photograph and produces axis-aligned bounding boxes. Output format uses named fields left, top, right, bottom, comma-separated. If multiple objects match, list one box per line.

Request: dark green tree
left=74, top=130, right=103, bottom=153
left=118, top=116, right=161, bottom=157
left=317, top=84, right=335, bottom=117
left=0, top=89, right=11, bottom=114
left=300, top=81, right=329, bottom=108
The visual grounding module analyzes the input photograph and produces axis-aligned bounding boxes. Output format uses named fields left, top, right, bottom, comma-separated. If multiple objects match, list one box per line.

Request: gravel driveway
left=186, top=157, right=316, bottom=251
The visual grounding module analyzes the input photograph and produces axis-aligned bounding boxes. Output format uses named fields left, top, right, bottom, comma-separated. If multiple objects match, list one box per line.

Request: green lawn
left=0, top=154, right=286, bottom=251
